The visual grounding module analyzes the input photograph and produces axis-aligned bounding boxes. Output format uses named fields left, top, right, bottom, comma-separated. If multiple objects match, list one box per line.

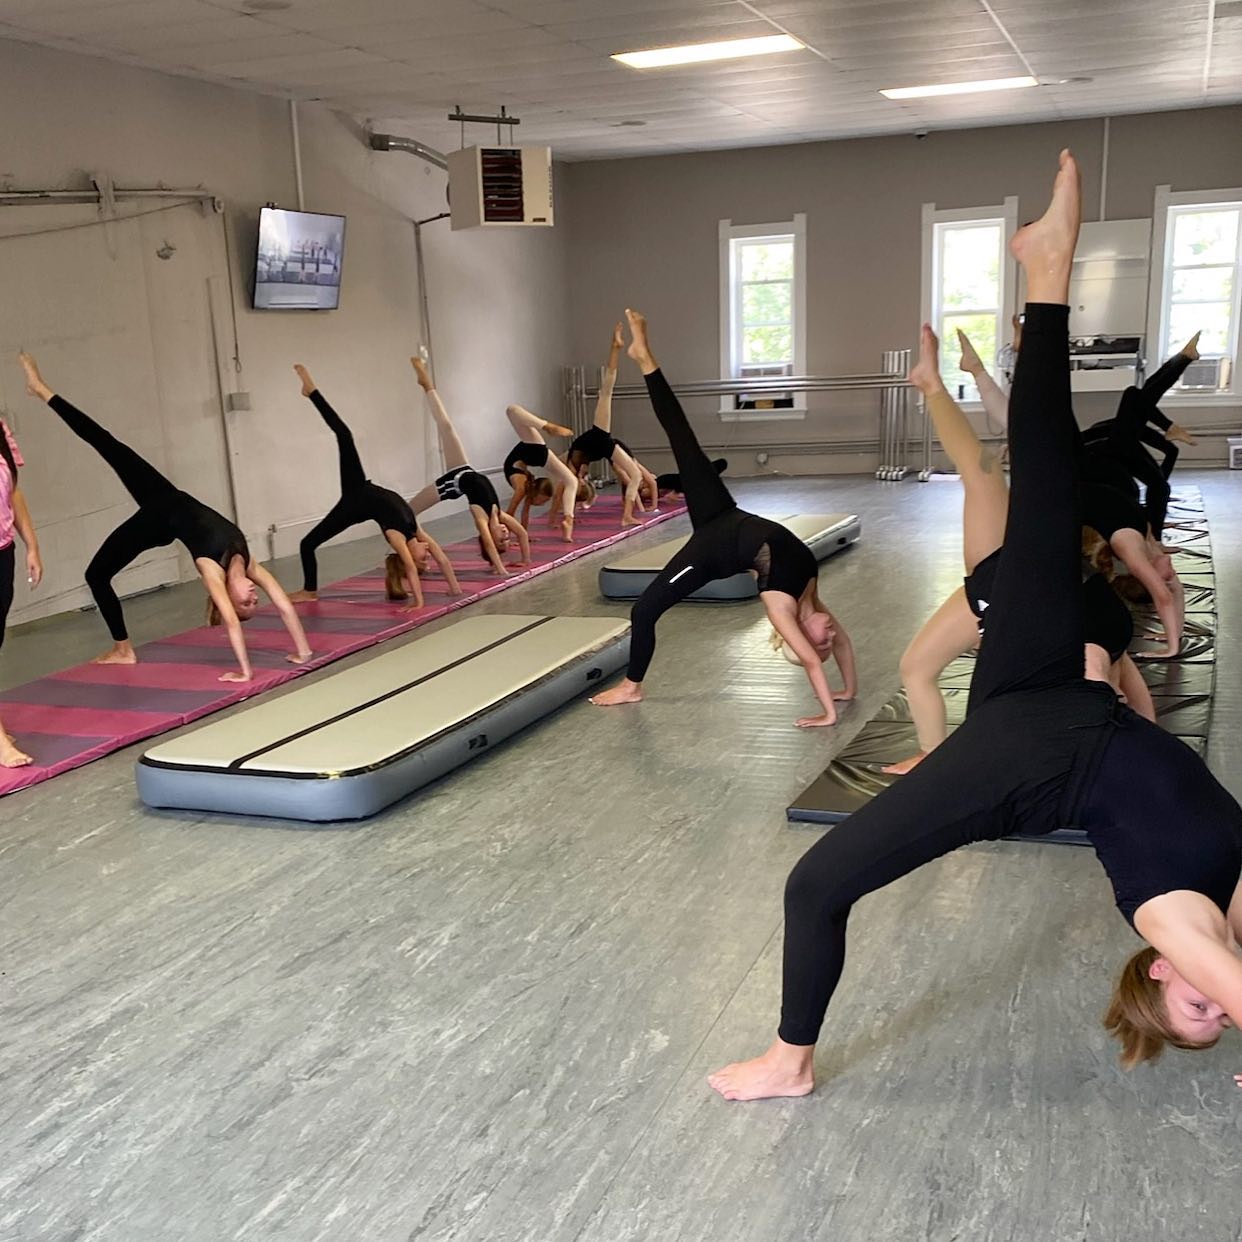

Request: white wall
left=0, top=36, right=571, bottom=624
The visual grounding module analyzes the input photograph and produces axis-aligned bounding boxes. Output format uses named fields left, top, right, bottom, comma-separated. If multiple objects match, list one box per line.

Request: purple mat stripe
left=0, top=680, right=221, bottom=714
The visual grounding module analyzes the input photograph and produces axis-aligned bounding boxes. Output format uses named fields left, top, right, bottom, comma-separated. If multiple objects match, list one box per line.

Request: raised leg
left=593, top=322, right=624, bottom=433
left=970, top=149, right=1083, bottom=708
left=506, top=403, right=572, bottom=444
left=910, top=326, right=1009, bottom=573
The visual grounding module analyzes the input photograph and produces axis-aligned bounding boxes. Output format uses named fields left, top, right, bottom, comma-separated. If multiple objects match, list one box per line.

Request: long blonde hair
left=1102, top=948, right=1220, bottom=1068
left=385, top=553, right=410, bottom=601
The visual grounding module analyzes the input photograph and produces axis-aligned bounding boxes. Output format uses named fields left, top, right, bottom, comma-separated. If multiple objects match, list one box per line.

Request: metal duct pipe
left=368, top=132, right=449, bottom=170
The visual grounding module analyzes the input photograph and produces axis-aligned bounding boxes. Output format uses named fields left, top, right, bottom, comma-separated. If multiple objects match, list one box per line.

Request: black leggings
left=0, top=542, right=13, bottom=652
left=300, top=391, right=380, bottom=592
left=625, top=370, right=742, bottom=681
left=777, top=303, right=1115, bottom=1046
left=50, top=396, right=181, bottom=642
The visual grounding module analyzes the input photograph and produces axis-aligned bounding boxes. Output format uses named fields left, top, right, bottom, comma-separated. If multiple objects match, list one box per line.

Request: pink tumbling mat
left=0, top=495, right=683, bottom=798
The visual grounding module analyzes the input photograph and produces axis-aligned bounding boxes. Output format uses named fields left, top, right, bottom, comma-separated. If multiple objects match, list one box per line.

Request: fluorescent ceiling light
left=612, top=34, right=803, bottom=69
left=880, top=75, right=1039, bottom=100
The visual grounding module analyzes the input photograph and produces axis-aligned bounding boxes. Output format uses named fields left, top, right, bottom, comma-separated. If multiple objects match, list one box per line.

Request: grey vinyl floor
left=2, top=472, right=1241, bottom=1242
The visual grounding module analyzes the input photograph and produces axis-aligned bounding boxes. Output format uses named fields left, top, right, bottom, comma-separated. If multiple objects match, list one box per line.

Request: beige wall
left=0, top=36, right=569, bottom=623
left=562, top=106, right=1242, bottom=478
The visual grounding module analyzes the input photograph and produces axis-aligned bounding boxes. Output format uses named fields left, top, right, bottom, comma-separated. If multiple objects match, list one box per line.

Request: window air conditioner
left=446, top=146, right=554, bottom=230
left=736, top=362, right=793, bottom=410
left=1177, top=357, right=1229, bottom=390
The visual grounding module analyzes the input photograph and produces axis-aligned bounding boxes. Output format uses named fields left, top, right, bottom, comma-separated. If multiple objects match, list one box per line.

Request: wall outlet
left=755, top=451, right=769, bottom=466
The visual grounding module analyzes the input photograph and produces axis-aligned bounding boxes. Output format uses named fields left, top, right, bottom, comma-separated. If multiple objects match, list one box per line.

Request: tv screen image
left=254, top=207, right=346, bottom=310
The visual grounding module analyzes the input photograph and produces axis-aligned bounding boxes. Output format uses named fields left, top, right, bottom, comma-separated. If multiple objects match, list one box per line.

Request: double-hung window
left=1148, top=186, right=1242, bottom=398
left=719, top=215, right=806, bottom=419
left=920, top=198, right=1018, bottom=400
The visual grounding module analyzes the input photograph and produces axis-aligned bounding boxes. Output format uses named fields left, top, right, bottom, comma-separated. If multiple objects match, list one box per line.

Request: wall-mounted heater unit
left=446, top=146, right=553, bottom=230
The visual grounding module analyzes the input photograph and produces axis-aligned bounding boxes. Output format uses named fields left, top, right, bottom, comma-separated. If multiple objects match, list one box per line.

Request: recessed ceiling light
left=612, top=34, right=803, bottom=70
left=880, top=75, right=1039, bottom=100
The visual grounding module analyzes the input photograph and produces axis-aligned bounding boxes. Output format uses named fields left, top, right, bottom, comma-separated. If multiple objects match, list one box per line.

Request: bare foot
left=288, top=589, right=318, bottom=603
left=882, top=751, right=927, bottom=776
left=621, top=515, right=643, bottom=528
left=907, top=323, right=946, bottom=396
left=956, top=328, right=984, bottom=377
left=1181, top=331, right=1201, bottom=362
left=624, top=308, right=658, bottom=374
left=19, top=352, right=52, bottom=402
left=92, top=643, right=137, bottom=666
left=293, top=364, right=316, bottom=397
left=410, top=356, right=434, bottom=391
left=0, top=731, right=33, bottom=768
left=561, top=515, right=575, bottom=543
left=544, top=422, right=574, bottom=438
left=1008, top=149, right=1081, bottom=304
left=708, top=1040, right=815, bottom=1102
left=590, top=679, right=644, bottom=706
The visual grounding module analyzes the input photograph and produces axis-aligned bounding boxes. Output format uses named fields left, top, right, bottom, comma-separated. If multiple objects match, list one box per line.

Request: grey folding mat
left=598, top=512, right=861, bottom=601
left=786, top=487, right=1215, bottom=845
left=137, top=615, right=630, bottom=822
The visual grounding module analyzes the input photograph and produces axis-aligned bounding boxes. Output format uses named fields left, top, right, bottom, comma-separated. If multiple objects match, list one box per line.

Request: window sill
left=719, top=406, right=807, bottom=423
left=1159, top=393, right=1241, bottom=409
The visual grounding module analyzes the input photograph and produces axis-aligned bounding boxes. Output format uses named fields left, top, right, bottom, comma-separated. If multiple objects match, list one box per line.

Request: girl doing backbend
left=710, top=152, right=1242, bottom=1103
left=408, top=358, right=531, bottom=579
left=555, top=324, right=657, bottom=530
left=21, top=353, right=311, bottom=682
left=591, top=310, right=857, bottom=728
left=287, top=366, right=461, bottom=610
left=501, top=404, right=580, bottom=541
left=884, top=326, right=1153, bottom=776
left=0, top=412, right=42, bottom=767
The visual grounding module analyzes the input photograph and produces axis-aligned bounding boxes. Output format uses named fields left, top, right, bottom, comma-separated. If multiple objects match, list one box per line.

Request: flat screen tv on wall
left=253, top=207, right=346, bottom=310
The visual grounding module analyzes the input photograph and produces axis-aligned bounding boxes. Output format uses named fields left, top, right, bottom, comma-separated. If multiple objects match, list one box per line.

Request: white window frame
left=919, top=197, right=1019, bottom=405
left=1146, top=184, right=1242, bottom=406
left=718, top=214, right=807, bottom=421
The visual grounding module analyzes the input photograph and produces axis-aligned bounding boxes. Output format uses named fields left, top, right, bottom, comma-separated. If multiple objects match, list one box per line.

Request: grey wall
left=562, top=106, right=1242, bottom=479
left=0, top=36, right=569, bottom=624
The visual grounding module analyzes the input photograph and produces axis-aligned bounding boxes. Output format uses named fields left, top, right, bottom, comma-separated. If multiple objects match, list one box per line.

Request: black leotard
left=966, top=548, right=1132, bottom=662
left=298, top=390, right=419, bottom=592
left=569, top=425, right=616, bottom=468
left=626, top=370, right=818, bottom=683
left=776, top=303, right=1242, bottom=1048
left=1078, top=481, right=1147, bottom=541
left=503, top=441, right=549, bottom=485
left=459, top=470, right=500, bottom=512
left=48, top=395, right=249, bottom=642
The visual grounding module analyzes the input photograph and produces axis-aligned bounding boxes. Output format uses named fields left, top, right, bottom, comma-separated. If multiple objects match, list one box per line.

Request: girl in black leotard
left=501, top=403, right=580, bottom=541
left=886, top=325, right=1152, bottom=777
left=21, top=353, right=311, bottom=683
left=710, top=153, right=1242, bottom=1103
left=1080, top=335, right=1200, bottom=540
left=556, top=324, right=656, bottom=531
left=288, top=366, right=461, bottom=610
left=589, top=309, right=857, bottom=728
left=406, top=358, right=531, bottom=579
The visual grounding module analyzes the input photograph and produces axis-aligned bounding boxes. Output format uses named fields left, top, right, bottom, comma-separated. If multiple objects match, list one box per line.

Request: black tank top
left=738, top=515, right=817, bottom=600
left=364, top=482, right=418, bottom=539
left=1083, top=709, right=1242, bottom=925
left=173, top=492, right=250, bottom=569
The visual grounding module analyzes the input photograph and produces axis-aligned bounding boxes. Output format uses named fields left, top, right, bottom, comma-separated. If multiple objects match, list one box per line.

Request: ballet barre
left=560, top=354, right=918, bottom=481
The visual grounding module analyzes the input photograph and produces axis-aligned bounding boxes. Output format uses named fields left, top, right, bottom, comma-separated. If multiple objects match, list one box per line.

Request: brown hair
left=206, top=597, right=222, bottom=626
left=1111, top=573, right=1152, bottom=604
left=384, top=553, right=409, bottom=600
left=576, top=479, right=596, bottom=506
left=528, top=477, right=554, bottom=505
left=1081, top=527, right=1115, bottom=579
left=1102, top=948, right=1221, bottom=1068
